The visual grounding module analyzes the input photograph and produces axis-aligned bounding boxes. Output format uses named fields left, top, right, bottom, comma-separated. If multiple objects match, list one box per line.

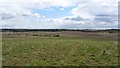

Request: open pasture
left=2, top=31, right=119, bottom=66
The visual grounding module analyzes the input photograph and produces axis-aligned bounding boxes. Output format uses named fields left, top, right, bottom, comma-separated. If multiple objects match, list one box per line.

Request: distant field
left=2, top=31, right=119, bottom=66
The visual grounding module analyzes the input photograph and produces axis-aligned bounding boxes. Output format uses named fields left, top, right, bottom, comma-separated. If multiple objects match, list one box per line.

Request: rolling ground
left=2, top=31, right=119, bottom=66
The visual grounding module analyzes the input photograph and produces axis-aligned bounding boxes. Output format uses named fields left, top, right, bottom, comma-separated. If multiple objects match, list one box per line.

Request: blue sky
left=32, top=7, right=73, bottom=18
left=0, top=0, right=119, bottom=29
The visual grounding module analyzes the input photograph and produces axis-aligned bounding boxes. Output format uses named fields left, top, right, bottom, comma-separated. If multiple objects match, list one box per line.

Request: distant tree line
left=1, top=29, right=120, bottom=32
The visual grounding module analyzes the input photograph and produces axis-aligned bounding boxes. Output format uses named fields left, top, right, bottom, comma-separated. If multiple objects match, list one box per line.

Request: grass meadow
left=2, top=31, right=118, bottom=66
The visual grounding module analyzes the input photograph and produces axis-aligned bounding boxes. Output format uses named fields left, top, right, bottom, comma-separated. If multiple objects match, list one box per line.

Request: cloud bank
left=0, top=0, right=119, bottom=29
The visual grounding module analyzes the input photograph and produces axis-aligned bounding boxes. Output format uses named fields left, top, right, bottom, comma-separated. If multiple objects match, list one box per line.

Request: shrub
left=54, top=34, right=60, bottom=37
left=33, top=34, right=39, bottom=36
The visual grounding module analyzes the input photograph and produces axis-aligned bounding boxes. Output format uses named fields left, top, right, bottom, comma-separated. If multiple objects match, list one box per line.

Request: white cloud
left=72, top=0, right=118, bottom=18
left=60, top=8, right=64, bottom=10
left=0, top=0, right=74, bottom=9
left=0, top=0, right=73, bottom=18
left=70, top=0, right=118, bottom=28
left=0, top=0, right=119, bottom=29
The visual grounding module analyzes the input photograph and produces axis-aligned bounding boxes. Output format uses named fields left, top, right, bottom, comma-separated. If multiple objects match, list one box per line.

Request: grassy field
left=2, top=31, right=118, bottom=66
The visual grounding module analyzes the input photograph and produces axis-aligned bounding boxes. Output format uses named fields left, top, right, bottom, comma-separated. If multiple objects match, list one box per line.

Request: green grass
left=2, top=36, right=118, bottom=66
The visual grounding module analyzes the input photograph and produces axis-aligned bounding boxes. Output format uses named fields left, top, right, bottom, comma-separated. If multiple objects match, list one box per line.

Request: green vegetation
left=2, top=32, right=118, bottom=66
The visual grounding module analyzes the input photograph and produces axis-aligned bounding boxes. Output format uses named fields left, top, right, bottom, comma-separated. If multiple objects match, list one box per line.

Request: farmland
left=2, top=30, right=119, bottom=66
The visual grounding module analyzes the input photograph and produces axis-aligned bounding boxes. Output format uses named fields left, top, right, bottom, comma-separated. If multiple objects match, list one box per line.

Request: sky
left=0, top=0, right=119, bottom=29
